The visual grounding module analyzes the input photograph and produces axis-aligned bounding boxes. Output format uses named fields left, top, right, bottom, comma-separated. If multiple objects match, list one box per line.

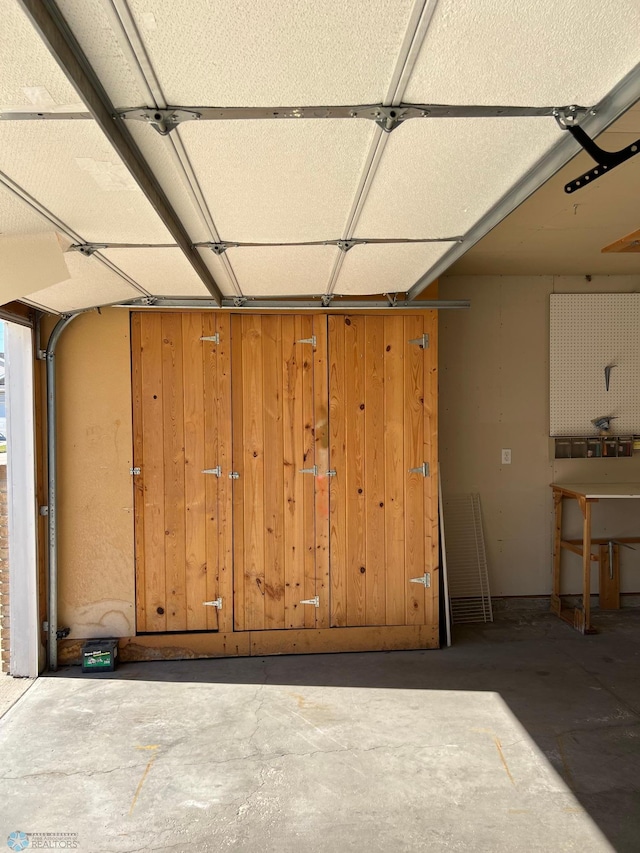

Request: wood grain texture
left=182, top=313, right=207, bottom=631
left=215, top=314, right=233, bottom=632
left=314, top=315, right=330, bottom=629
left=364, top=317, right=386, bottom=625
left=328, top=315, right=347, bottom=627
left=58, top=625, right=436, bottom=664
left=161, top=314, right=187, bottom=631
left=139, top=314, right=166, bottom=632
left=262, top=315, right=286, bottom=628
left=233, top=314, right=318, bottom=631
left=424, top=311, right=439, bottom=629
left=383, top=316, right=406, bottom=626
left=300, top=316, right=317, bottom=629
left=131, top=313, right=146, bottom=632
left=282, top=315, right=305, bottom=628
left=202, top=312, right=220, bottom=631
left=231, top=315, right=246, bottom=631
left=404, top=315, right=426, bottom=625
left=345, top=316, right=366, bottom=625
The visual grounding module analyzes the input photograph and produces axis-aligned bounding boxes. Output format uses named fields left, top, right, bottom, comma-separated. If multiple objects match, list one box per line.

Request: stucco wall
left=440, top=274, right=640, bottom=597
left=56, top=309, right=135, bottom=638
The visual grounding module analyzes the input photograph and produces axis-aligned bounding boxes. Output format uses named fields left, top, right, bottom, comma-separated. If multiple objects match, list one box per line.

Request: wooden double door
left=132, top=312, right=438, bottom=641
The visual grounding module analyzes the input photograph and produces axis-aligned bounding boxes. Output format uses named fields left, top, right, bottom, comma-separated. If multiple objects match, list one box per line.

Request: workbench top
left=551, top=483, right=640, bottom=499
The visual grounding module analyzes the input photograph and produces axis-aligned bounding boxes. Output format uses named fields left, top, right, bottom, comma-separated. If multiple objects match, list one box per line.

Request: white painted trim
left=6, top=322, right=39, bottom=677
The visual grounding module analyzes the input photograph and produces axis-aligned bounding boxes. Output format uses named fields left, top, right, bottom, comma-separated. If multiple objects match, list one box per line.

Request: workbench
left=551, top=483, right=640, bottom=633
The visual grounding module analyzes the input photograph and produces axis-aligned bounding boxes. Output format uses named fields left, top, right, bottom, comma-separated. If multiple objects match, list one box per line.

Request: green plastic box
left=81, top=639, right=118, bottom=673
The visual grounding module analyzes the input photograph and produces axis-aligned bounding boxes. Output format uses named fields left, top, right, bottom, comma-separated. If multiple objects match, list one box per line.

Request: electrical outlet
left=501, top=449, right=512, bottom=465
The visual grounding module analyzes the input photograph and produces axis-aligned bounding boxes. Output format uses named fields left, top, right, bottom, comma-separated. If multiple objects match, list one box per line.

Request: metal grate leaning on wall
left=550, top=294, right=640, bottom=436
left=443, top=494, right=493, bottom=624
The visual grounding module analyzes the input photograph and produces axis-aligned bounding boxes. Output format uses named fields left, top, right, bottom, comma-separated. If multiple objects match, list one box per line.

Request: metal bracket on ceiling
left=371, top=106, right=411, bottom=133
left=233, top=296, right=247, bottom=308
left=321, top=294, right=333, bottom=307
left=562, top=124, right=640, bottom=193
left=385, top=293, right=398, bottom=307
left=118, top=107, right=202, bottom=136
left=336, top=240, right=357, bottom=252
left=70, top=243, right=107, bottom=257
left=552, top=105, right=590, bottom=130
left=205, top=241, right=239, bottom=256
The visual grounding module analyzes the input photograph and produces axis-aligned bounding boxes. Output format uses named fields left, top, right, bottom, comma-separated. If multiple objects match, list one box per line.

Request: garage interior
left=1, top=0, right=640, bottom=850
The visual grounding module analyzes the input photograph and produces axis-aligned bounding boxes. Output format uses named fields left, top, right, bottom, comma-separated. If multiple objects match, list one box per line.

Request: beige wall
left=56, top=309, right=135, bottom=638
left=440, top=274, right=640, bottom=597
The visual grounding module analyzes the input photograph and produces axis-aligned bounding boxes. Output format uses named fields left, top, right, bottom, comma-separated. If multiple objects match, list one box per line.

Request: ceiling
left=0, top=0, right=639, bottom=313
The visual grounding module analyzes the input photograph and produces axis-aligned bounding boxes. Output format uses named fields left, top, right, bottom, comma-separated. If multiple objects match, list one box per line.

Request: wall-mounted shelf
left=553, top=436, right=639, bottom=459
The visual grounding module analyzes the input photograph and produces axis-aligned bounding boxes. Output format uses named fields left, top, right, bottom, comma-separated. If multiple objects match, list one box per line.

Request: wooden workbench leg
left=599, top=543, right=621, bottom=610
left=580, top=501, right=592, bottom=633
left=551, top=490, right=563, bottom=615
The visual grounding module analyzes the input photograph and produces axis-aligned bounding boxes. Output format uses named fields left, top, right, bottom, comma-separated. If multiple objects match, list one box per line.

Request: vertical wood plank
left=131, top=313, right=146, bottom=632
left=313, top=315, right=330, bottom=629
left=215, top=314, right=234, bottom=632
left=283, top=315, right=305, bottom=628
left=383, top=316, right=406, bottom=625
left=328, top=315, right=347, bottom=627
left=140, top=313, right=166, bottom=632
left=301, top=316, right=317, bottom=628
left=202, top=312, right=220, bottom=631
left=162, top=314, right=187, bottom=631
left=262, top=315, right=286, bottom=628
left=231, top=315, right=246, bottom=631
left=344, top=316, right=366, bottom=626
left=364, top=316, right=386, bottom=626
left=404, top=315, right=427, bottom=625
left=423, top=310, right=439, bottom=633
left=243, top=315, right=266, bottom=630
left=183, top=313, right=208, bottom=631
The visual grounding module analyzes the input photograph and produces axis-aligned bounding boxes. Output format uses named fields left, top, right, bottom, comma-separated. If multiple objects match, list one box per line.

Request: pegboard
left=550, top=293, right=640, bottom=436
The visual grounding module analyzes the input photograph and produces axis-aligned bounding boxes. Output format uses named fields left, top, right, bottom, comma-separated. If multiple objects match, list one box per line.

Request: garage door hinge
left=409, top=334, right=429, bottom=349
left=200, top=333, right=220, bottom=344
left=297, top=336, right=316, bottom=346
left=202, top=466, right=222, bottom=477
left=299, top=465, right=318, bottom=475
left=300, top=596, right=319, bottom=607
left=130, top=467, right=141, bottom=476
left=203, top=598, right=223, bottom=609
left=408, top=462, right=430, bottom=477
left=410, top=573, right=431, bottom=588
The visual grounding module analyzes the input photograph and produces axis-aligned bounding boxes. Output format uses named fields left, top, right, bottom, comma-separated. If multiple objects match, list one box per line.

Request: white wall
left=440, top=274, right=640, bottom=598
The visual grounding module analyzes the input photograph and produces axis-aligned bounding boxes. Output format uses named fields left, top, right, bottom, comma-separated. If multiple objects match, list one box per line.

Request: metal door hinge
left=202, top=466, right=222, bottom=477
left=410, top=573, right=431, bottom=588
left=229, top=471, right=240, bottom=479
left=299, top=465, right=318, bottom=475
left=297, top=336, right=317, bottom=346
left=300, top=596, right=319, bottom=607
left=203, top=598, right=223, bottom=609
left=200, top=333, right=220, bottom=344
left=408, top=462, right=430, bottom=477
left=409, top=334, right=429, bottom=349
left=130, top=467, right=141, bottom=476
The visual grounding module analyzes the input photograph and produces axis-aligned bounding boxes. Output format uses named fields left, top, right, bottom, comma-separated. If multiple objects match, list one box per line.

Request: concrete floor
left=0, top=611, right=639, bottom=852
